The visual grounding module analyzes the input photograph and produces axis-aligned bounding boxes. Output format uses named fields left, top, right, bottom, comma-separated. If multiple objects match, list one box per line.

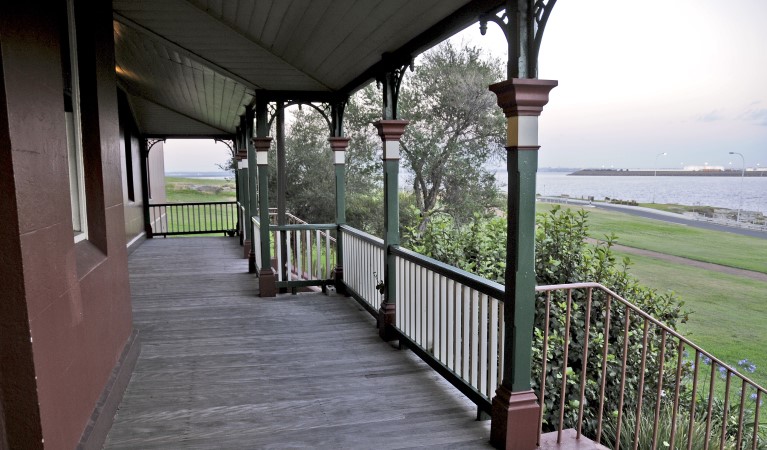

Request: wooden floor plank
left=105, top=237, right=492, bottom=449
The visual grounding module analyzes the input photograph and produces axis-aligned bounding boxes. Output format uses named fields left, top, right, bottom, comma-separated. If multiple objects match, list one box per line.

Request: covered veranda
left=4, top=0, right=763, bottom=448
left=116, top=0, right=558, bottom=448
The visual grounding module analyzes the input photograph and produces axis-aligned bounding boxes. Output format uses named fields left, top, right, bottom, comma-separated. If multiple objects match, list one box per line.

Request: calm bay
left=510, top=172, right=767, bottom=215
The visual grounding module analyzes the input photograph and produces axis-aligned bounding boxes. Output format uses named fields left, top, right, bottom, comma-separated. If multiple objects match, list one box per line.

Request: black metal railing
left=149, top=201, right=238, bottom=237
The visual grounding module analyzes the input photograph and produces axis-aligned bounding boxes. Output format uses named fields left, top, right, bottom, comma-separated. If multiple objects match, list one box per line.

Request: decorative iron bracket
left=480, top=0, right=556, bottom=78
left=213, top=138, right=235, bottom=155
left=143, top=138, right=166, bottom=157
left=330, top=99, right=347, bottom=138
left=376, top=54, right=413, bottom=120
left=267, top=101, right=336, bottom=136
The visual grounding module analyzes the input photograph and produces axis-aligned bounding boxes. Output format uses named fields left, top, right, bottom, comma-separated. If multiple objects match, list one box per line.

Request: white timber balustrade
left=251, top=216, right=262, bottom=271
left=391, top=246, right=505, bottom=409
left=339, top=226, right=385, bottom=313
left=273, top=224, right=335, bottom=286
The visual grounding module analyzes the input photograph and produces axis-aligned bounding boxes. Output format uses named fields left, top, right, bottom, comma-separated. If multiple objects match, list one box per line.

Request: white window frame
left=65, top=0, right=87, bottom=243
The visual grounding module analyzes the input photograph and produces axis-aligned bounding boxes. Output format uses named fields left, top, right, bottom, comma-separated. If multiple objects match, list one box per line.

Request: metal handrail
left=535, top=282, right=766, bottom=448
left=148, top=201, right=238, bottom=237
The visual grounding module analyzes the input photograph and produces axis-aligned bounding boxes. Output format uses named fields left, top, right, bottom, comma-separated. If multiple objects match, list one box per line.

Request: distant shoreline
left=570, top=169, right=766, bottom=177
left=166, top=171, right=231, bottom=179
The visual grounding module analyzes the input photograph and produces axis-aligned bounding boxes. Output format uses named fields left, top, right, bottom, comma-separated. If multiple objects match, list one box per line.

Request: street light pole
left=729, top=151, right=745, bottom=222
left=652, top=152, right=667, bottom=203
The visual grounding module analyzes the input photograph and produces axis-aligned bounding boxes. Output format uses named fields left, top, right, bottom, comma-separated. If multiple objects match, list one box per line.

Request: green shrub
left=533, top=207, right=689, bottom=439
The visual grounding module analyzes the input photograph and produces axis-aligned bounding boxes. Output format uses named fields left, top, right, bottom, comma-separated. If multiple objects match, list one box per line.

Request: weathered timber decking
left=105, top=237, right=492, bottom=449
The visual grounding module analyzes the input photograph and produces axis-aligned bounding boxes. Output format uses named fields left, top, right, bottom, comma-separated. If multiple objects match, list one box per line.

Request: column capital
left=236, top=149, right=247, bottom=161
left=489, top=78, right=558, bottom=117
left=251, top=137, right=273, bottom=152
left=327, top=136, right=351, bottom=151
left=373, top=120, right=409, bottom=141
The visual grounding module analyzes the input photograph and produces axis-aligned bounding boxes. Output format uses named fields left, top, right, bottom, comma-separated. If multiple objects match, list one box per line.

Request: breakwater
left=571, top=169, right=765, bottom=177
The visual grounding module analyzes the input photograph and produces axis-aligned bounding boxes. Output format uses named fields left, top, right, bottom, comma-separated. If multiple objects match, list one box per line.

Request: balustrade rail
left=339, top=226, right=385, bottom=314
left=252, top=216, right=262, bottom=269
left=535, top=282, right=766, bottom=449
left=148, top=201, right=238, bottom=237
left=391, top=246, right=505, bottom=414
left=272, top=223, right=336, bottom=289
left=238, top=202, right=245, bottom=239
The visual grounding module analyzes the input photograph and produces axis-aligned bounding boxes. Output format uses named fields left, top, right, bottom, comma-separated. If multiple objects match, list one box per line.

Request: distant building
left=684, top=165, right=725, bottom=172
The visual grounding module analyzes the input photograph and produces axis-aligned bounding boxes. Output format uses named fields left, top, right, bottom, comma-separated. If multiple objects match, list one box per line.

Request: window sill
left=76, top=239, right=107, bottom=280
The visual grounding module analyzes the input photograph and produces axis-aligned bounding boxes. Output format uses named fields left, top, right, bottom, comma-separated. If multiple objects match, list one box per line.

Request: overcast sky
left=165, top=0, right=767, bottom=171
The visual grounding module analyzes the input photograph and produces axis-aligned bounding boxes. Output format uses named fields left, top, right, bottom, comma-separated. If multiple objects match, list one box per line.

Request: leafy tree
left=216, top=144, right=237, bottom=173
left=272, top=108, right=336, bottom=224
left=266, top=90, right=385, bottom=228
left=265, top=42, right=506, bottom=232
left=398, top=41, right=506, bottom=229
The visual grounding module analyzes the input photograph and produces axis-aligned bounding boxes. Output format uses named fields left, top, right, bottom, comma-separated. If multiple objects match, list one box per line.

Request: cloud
left=696, top=109, right=724, bottom=122
left=742, top=107, right=767, bottom=126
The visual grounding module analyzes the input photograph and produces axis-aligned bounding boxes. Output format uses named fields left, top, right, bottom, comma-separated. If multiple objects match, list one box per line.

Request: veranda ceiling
left=112, top=0, right=505, bottom=137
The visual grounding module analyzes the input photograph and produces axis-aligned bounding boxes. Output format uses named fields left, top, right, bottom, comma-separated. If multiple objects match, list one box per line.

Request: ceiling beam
left=142, top=133, right=235, bottom=139
left=256, top=90, right=346, bottom=103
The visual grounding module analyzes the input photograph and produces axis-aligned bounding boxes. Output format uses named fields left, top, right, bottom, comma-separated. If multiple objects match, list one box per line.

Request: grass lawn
left=613, top=250, right=767, bottom=388
left=636, top=202, right=716, bottom=216
left=537, top=202, right=767, bottom=274
left=165, top=176, right=236, bottom=203
left=537, top=202, right=767, bottom=386
left=158, top=177, right=239, bottom=235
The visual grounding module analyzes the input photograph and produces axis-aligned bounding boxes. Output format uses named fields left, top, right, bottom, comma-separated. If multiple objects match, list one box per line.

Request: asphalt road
left=539, top=197, right=767, bottom=240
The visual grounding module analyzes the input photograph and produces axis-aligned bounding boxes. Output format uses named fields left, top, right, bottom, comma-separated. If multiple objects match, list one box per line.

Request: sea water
left=499, top=172, right=767, bottom=215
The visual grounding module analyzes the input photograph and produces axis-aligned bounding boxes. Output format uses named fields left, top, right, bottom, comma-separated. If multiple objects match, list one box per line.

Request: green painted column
left=253, top=136, right=276, bottom=296
left=139, top=139, right=153, bottom=238
left=234, top=166, right=240, bottom=242
left=245, top=107, right=258, bottom=271
left=253, top=98, right=276, bottom=297
left=489, top=78, right=557, bottom=450
left=237, top=156, right=248, bottom=249
left=374, top=120, right=408, bottom=341
left=328, top=137, right=350, bottom=292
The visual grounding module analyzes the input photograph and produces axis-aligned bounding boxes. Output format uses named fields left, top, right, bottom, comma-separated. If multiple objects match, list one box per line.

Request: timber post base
left=144, top=224, right=154, bottom=239
left=332, top=266, right=347, bottom=295
left=490, top=387, right=540, bottom=450
left=258, top=268, right=277, bottom=297
left=248, top=251, right=257, bottom=273
left=377, top=302, right=396, bottom=341
left=243, top=240, right=251, bottom=259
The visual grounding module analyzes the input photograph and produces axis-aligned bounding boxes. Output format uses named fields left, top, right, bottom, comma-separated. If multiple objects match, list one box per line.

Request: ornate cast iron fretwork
left=480, top=0, right=556, bottom=79
left=330, top=99, right=347, bottom=138
left=269, top=101, right=336, bottom=136
left=376, top=54, right=413, bottom=120
left=257, top=95, right=348, bottom=138
left=143, top=138, right=166, bottom=157
left=214, top=138, right=235, bottom=155
left=214, top=137, right=238, bottom=163
left=266, top=102, right=278, bottom=129
left=532, top=0, right=556, bottom=68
